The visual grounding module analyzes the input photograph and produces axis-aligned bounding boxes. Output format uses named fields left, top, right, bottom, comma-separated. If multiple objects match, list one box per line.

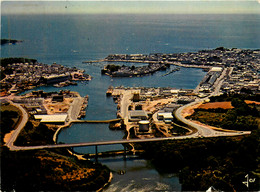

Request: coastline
left=97, top=172, right=113, bottom=192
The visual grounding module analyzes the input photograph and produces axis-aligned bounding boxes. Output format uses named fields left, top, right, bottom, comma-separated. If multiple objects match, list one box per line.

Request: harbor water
left=2, top=13, right=259, bottom=191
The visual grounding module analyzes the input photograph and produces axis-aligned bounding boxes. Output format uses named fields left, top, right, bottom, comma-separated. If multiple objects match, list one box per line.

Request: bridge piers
left=123, top=145, right=126, bottom=160
left=95, top=145, right=98, bottom=162
left=93, top=145, right=127, bottom=162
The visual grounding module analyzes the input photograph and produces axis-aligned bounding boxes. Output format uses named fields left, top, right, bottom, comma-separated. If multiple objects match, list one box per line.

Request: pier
left=82, top=59, right=105, bottom=63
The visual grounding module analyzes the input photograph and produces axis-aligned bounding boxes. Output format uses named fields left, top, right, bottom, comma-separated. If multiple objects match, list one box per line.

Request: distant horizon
left=1, top=1, right=260, bottom=15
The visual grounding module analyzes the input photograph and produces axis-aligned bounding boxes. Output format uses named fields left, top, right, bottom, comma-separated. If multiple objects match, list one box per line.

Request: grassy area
left=187, top=97, right=259, bottom=131
left=187, top=111, right=225, bottom=128
left=14, top=120, right=57, bottom=146
left=0, top=104, right=21, bottom=142
left=0, top=104, right=21, bottom=122
left=170, top=123, right=190, bottom=135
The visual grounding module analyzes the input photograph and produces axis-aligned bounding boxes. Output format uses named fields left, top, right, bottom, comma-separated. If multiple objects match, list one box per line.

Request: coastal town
left=1, top=0, right=260, bottom=190
left=103, top=47, right=259, bottom=94
left=1, top=48, right=259, bottom=148
left=0, top=59, right=91, bottom=96
left=1, top=47, right=260, bottom=191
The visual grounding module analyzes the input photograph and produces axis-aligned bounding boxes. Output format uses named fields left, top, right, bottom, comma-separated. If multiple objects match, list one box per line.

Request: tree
left=231, top=98, right=244, bottom=108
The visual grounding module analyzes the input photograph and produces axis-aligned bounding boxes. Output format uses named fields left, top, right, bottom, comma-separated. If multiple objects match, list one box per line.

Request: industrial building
left=157, top=112, right=173, bottom=123
left=138, top=120, right=150, bottom=132
left=43, top=74, right=70, bottom=84
left=129, top=110, right=148, bottom=122
left=34, top=114, right=68, bottom=124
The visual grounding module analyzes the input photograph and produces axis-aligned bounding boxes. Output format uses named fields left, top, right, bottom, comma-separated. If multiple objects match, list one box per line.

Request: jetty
left=82, top=59, right=105, bottom=63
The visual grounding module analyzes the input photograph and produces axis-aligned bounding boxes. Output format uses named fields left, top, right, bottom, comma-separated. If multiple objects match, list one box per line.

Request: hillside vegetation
left=137, top=94, right=260, bottom=191
left=139, top=130, right=260, bottom=191
left=1, top=104, right=110, bottom=191
left=187, top=96, right=259, bottom=131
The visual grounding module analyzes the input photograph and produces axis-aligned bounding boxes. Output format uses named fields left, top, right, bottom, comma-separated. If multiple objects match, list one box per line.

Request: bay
left=2, top=13, right=259, bottom=191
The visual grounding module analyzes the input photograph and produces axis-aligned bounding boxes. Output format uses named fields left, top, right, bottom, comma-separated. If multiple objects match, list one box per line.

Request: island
left=101, top=63, right=169, bottom=77
left=1, top=39, right=23, bottom=45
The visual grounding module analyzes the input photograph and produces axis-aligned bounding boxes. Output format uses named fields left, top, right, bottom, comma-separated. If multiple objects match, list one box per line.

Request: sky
left=1, top=1, right=260, bottom=15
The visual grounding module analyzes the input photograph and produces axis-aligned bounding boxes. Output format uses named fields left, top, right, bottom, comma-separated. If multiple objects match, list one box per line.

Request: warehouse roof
left=210, top=67, right=222, bottom=72
left=129, top=110, right=148, bottom=117
left=34, top=114, right=68, bottom=123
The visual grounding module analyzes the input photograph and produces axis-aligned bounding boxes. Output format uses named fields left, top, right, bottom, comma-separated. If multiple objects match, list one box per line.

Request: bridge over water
left=10, top=130, right=250, bottom=161
left=71, top=118, right=122, bottom=123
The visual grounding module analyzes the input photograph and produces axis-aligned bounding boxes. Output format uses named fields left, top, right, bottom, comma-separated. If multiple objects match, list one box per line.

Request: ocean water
left=1, top=13, right=259, bottom=191
left=2, top=14, right=259, bottom=61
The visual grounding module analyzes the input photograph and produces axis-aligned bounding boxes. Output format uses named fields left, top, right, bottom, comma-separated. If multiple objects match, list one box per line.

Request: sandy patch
left=3, top=130, right=15, bottom=144
left=198, top=100, right=260, bottom=110
left=181, top=102, right=202, bottom=118
left=44, top=98, right=74, bottom=114
left=198, top=102, right=233, bottom=109
left=142, top=98, right=175, bottom=113
left=245, top=100, right=260, bottom=105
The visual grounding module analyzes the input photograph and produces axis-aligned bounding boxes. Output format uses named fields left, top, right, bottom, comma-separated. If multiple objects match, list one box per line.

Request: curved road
left=6, top=97, right=251, bottom=151
left=174, top=100, right=251, bottom=138
left=5, top=80, right=251, bottom=151
left=5, top=101, right=29, bottom=149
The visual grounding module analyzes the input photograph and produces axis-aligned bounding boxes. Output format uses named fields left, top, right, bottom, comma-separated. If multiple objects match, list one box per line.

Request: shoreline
left=97, top=172, right=113, bottom=192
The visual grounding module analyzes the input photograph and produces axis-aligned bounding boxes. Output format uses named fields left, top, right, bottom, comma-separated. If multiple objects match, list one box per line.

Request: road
left=4, top=70, right=252, bottom=152
left=119, top=90, right=134, bottom=131
left=7, top=92, right=251, bottom=152
left=120, top=90, right=132, bottom=119
left=68, top=96, right=84, bottom=121
left=5, top=98, right=251, bottom=151
left=212, top=67, right=228, bottom=96
left=7, top=129, right=251, bottom=151
left=5, top=101, right=29, bottom=149
left=174, top=101, right=250, bottom=137
left=174, top=67, right=251, bottom=138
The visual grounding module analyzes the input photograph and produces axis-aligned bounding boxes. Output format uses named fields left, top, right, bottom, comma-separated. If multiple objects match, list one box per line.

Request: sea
left=1, top=14, right=259, bottom=191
